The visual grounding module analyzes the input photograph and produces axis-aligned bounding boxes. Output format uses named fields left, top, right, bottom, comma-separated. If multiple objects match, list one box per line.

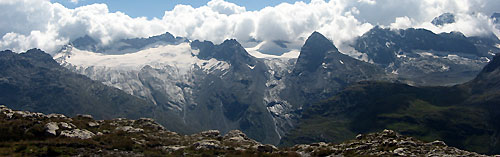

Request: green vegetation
left=281, top=80, right=500, bottom=154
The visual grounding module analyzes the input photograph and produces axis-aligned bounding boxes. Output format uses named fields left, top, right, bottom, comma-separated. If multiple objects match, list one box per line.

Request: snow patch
left=417, top=52, right=437, bottom=58
left=441, top=65, right=450, bottom=71
left=396, top=53, right=406, bottom=58
left=391, top=69, right=399, bottom=75
left=195, top=58, right=231, bottom=73
left=191, top=49, right=200, bottom=55
left=322, top=62, right=327, bottom=69
left=489, top=51, right=496, bottom=56
left=247, top=64, right=255, bottom=70
left=444, top=54, right=461, bottom=60
left=359, top=53, right=370, bottom=62
left=245, top=41, right=300, bottom=59
left=55, top=43, right=230, bottom=74
left=482, top=57, right=491, bottom=62
left=247, top=49, right=300, bottom=59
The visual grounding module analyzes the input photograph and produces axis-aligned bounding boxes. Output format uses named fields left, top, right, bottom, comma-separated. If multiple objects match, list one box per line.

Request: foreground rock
left=0, top=105, right=491, bottom=156
left=289, top=129, right=488, bottom=156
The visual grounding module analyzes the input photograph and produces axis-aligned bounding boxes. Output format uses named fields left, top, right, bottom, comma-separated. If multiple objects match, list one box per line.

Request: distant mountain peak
left=191, top=39, right=253, bottom=64
left=309, top=31, right=324, bottom=38
left=305, top=31, right=333, bottom=47
left=432, top=13, right=456, bottom=26
left=293, top=31, right=338, bottom=73
left=71, top=35, right=99, bottom=52
left=220, top=39, right=241, bottom=47
left=25, top=48, right=45, bottom=54
left=23, top=48, right=54, bottom=60
left=72, top=35, right=97, bottom=44
left=0, top=49, right=14, bottom=55
left=155, top=32, right=174, bottom=38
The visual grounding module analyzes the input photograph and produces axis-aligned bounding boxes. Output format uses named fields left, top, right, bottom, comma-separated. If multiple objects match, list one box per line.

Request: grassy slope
left=281, top=81, right=499, bottom=154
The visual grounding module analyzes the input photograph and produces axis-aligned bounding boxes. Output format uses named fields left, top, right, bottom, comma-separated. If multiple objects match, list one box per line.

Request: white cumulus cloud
left=390, top=16, right=414, bottom=30
left=0, top=0, right=498, bottom=55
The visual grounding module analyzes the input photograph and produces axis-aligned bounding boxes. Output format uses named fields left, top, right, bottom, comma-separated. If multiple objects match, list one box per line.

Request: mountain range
left=0, top=13, right=500, bottom=154
left=353, top=26, right=497, bottom=86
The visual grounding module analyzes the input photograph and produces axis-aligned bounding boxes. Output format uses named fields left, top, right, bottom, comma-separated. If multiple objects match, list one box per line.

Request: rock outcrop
left=0, top=105, right=492, bottom=156
left=290, top=129, right=487, bottom=156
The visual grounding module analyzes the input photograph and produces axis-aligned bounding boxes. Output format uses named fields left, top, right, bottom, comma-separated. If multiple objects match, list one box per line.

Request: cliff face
left=0, top=105, right=489, bottom=156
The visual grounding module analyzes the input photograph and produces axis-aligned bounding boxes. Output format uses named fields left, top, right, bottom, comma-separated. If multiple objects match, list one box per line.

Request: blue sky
left=51, top=0, right=311, bottom=19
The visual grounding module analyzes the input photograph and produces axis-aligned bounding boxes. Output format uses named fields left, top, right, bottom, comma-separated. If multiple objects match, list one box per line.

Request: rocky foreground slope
left=0, top=105, right=489, bottom=156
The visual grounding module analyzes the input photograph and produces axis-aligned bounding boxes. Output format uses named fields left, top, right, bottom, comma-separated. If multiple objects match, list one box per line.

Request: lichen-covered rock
left=193, top=140, right=221, bottom=150
left=87, top=121, right=99, bottom=127
left=45, top=122, right=59, bottom=135
left=115, top=126, right=144, bottom=133
left=393, top=147, right=407, bottom=156
left=59, top=122, right=75, bottom=129
left=76, top=114, right=93, bottom=119
left=199, top=130, right=220, bottom=138
left=162, top=145, right=186, bottom=152
left=429, top=140, right=447, bottom=146
left=256, top=144, right=278, bottom=153
left=60, top=129, right=95, bottom=139
left=223, top=130, right=252, bottom=142
left=47, top=113, right=66, bottom=119
left=290, top=130, right=488, bottom=156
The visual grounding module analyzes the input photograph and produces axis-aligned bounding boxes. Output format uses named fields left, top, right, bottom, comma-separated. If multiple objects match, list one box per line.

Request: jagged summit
left=191, top=39, right=253, bottom=64
left=24, top=48, right=53, bottom=58
left=0, top=49, right=15, bottom=56
left=303, top=31, right=337, bottom=51
left=71, top=35, right=100, bottom=53
left=432, top=13, right=456, bottom=26
left=284, top=31, right=385, bottom=110
left=72, top=35, right=97, bottom=44
left=355, top=26, right=481, bottom=66
left=293, top=31, right=338, bottom=73
left=220, top=38, right=240, bottom=46
left=22, top=48, right=59, bottom=66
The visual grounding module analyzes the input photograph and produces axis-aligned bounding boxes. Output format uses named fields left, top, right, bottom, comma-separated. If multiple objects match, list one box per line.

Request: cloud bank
left=0, top=0, right=499, bottom=55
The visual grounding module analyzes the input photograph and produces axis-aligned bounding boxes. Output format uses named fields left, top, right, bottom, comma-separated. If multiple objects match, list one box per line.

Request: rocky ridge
left=0, top=105, right=489, bottom=156
left=290, top=129, right=487, bottom=156
left=352, top=26, right=498, bottom=86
